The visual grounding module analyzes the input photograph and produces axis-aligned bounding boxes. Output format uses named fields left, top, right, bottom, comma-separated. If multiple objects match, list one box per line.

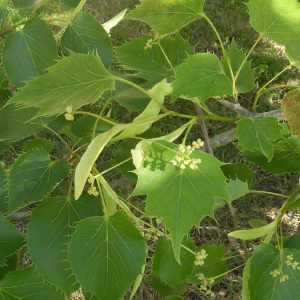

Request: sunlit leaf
left=281, top=90, right=300, bottom=139
left=75, top=124, right=127, bottom=199
left=8, top=149, right=70, bottom=213
left=243, top=136, right=300, bottom=174
left=103, top=9, right=127, bottom=33
left=126, top=0, right=205, bottom=35
left=249, top=243, right=300, bottom=300
left=115, top=34, right=194, bottom=84
left=0, top=216, right=25, bottom=266
left=0, top=267, right=65, bottom=299
left=171, top=53, right=232, bottom=102
left=221, top=39, right=255, bottom=93
left=152, top=237, right=195, bottom=287
left=69, top=210, right=147, bottom=300
left=61, top=12, right=113, bottom=68
left=247, top=0, right=300, bottom=45
left=285, top=37, right=300, bottom=68
left=27, top=191, right=103, bottom=297
left=133, top=141, right=229, bottom=261
left=7, top=52, right=114, bottom=117
left=283, top=235, right=300, bottom=250
left=3, top=18, right=58, bottom=88
left=190, top=245, right=227, bottom=284
left=237, top=116, right=283, bottom=161
left=151, top=274, right=188, bottom=297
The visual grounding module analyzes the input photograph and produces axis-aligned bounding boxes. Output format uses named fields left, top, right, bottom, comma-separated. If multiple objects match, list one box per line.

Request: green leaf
left=115, top=34, right=195, bottom=84
left=133, top=141, right=229, bottom=261
left=114, top=131, right=164, bottom=180
left=8, top=149, right=70, bottom=213
left=249, top=220, right=277, bottom=243
left=220, top=162, right=254, bottom=186
left=69, top=210, right=147, bottom=300
left=27, top=191, right=103, bottom=298
left=0, top=69, right=5, bottom=86
left=60, top=0, right=81, bottom=7
left=102, top=9, right=128, bottom=34
left=171, top=53, right=232, bottom=102
left=23, top=139, right=53, bottom=153
left=247, top=0, right=300, bottom=45
left=249, top=243, right=300, bottom=300
left=0, top=89, right=11, bottom=107
left=151, top=274, right=188, bottom=297
left=0, top=267, right=65, bottom=299
left=243, top=136, right=300, bottom=174
left=241, top=260, right=251, bottom=300
left=190, top=245, right=227, bottom=284
left=11, top=0, right=49, bottom=11
left=237, top=116, right=283, bottom=161
left=61, top=12, right=113, bottom=68
left=281, top=90, right=300, bottom=140
left=165, top=297, right=184, bottom=300
left=227, top=179, right=249, bottom=201
left=0, top=142, right=12, bottom=156
left=221, top=39, right=255, bottom=93
left=71, top=115, right=113, bottom=140
left=0, top=165, right=8, bottom=214
left=283, top=235, right=300, bottom=250
left=285, top=37, right=300, bottom=68
left=228, top=218, right=278, bottom=240
left=0, top=216, right=25, bottom=266
left=7, top=52, right=115, bottom=117
left=102, top=74, right=150, bottom=112
left=75, top=124, right=127, bottom=199
left=3, top=18, right=58, bottom=88
left=152, top=237, right=195, bottom=287
left=0, top=104, right=56, bottom=142
left=125, top=0, right=205, bottom=35
left=0, top=254, right=18, bottom=281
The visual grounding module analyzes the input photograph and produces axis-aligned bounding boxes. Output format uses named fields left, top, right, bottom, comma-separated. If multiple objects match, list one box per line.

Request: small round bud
left=65, top=113, right=74, bottom=121
left=66, top=105, right=73, bottom=113
left=180, top=164, right=186, bottom=169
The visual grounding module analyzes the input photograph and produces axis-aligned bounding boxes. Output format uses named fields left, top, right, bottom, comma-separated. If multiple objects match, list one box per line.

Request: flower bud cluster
left=87, top=173, right=99, bottom=196
left=197, top=273, right=215, bottom=297
left=65, top=105, right=74, bottom=121
left=145, top=228, right=163, bottom=240
left=194, top=249, right=208, bottom=266
left=171, top=140, right=204, bottom=170
left=144, top=38, right=153, bottom=50
left=285, top=254, right=300, bottom=270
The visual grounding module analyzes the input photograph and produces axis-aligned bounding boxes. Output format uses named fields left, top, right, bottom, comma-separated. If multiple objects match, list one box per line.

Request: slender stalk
left=181, top=244, right=196, bottom=255
left=73, top=111, right=118, bottom=125
left=211, top=263, right=247, bottom=281
left=94, top=157, right=132, bottom=178
left=235, top=34, right=262, bottom=79
left=198, top=100, right=214, bottom=116
left=93, top=167, right=107, bottom=215
left=252, top=64, right=291, bottom=111
left=261, top=84, right=300, bottom=94
left=189, top=282, right=210, bottom=300
left=249, top=190, right=288, bottom=198
left=157, top=41, right=176, bottom=74
left=29, top=0, right=52, bottom=18
left=182, top=120, right=196, bottom=145
left=44, top=125, right=73, bottom=155
left=0, top=20, right=27, bottom=37
left=113, top=76, right=169, bottom=113
left=202, top=14, right=226, bottom=58
left=68, top=159, right=78, bottom=197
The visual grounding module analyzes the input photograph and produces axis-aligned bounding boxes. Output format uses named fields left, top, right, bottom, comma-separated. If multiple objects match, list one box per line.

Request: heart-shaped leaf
left=133, top=141, right=230, bottom=261
left=125, top=0, right=205, bottom=35
left=8, top=149, right=70, bottom=213
left=247, top=0, right=300, bottom=45
left=27, top=192, right=103, bottom=297
left=3, top=18, right=58, bottom=88
left=68, top=210, right=147, bottom=300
